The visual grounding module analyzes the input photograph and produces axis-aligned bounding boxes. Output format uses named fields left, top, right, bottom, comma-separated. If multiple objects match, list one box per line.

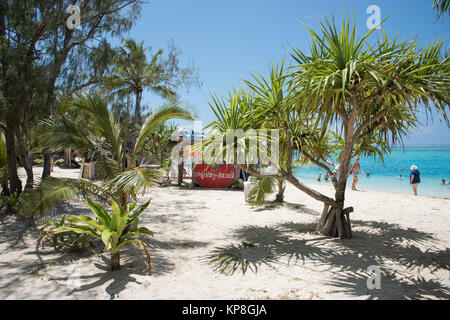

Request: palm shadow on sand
left=0, top=215, right=209, bottom=299
left=41, top=245, right=177, bottom=300
left=252, top=202, right=319, bottom=216
left=38, top=235, right=210, bottom=299
left=205, top=219, right=450, bottom=299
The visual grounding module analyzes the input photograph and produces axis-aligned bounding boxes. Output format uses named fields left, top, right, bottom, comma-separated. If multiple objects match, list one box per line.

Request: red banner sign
left=193, top=164, right=236, bottom=188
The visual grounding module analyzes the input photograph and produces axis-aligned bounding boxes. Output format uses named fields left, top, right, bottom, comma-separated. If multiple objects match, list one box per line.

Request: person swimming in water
left=348, top=156, right=365, bottom=191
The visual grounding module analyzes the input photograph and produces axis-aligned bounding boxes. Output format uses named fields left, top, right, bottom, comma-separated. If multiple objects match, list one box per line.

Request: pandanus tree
left=288, top=16, right=449, bottom=238
left=205, top=63, right=307, bottom=205
left=206, top=15, right=449, bottom=239
left=242, top=61, right=293, bottom=203
left=20, top=92, right=195, bottom=216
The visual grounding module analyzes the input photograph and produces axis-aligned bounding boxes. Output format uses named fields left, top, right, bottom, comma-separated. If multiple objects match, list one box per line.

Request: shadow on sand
left=0, top=211, right=210, bottom=299
left=205, top=219, right=450, bottom=299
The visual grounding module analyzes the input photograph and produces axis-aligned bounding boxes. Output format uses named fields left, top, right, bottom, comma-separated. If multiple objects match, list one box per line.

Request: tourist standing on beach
left=348, top=156, right=365, bottom=191
left=410, top=165, right=421, bottom=196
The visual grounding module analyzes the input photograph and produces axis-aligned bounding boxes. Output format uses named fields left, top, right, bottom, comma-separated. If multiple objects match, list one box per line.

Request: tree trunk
left=191, top=132, right=196, bottom=186
left=64, top=149, right=71, bottom=167
left=42, top=152, right=51, bottom=178
left=314, top=151, right=355, bottom=239
left=131, top=89, right=142, bottom=148
left=177, top=136, right=184, bottom=186
left=111, top=251, right=120, bottom=271
left=5, top=125, right=22, bottom=194
left=316, top=205, right=354, bottom=239
left=15, top=125, right=33, bottom=190
left=315, top=181, right=353, bottom=238
left=23, top=151, right=34, bottom=190
left=275, top=179, right=285, bottom=203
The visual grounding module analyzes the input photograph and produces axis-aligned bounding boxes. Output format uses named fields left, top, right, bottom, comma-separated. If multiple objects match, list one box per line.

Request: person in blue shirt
left=410, top=165, right=421, bottom=196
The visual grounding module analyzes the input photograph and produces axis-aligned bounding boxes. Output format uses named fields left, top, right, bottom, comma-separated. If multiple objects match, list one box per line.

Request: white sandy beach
left=0, top=166, right=449, bottom=300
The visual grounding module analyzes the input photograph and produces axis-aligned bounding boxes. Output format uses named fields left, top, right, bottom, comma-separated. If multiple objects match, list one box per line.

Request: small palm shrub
left=39, top=216, right=91, bottom=252
left=0, top=192, right=21, bottom=214
left=39, top=198, right=154, bottom=272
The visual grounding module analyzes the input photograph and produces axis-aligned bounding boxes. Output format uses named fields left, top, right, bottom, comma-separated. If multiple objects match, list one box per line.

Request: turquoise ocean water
left=293, top=147, right=450, bottom=199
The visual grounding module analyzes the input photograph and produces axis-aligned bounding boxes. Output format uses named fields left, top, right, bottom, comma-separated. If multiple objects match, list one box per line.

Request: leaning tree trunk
left=111, top=251, right=120, bottom=271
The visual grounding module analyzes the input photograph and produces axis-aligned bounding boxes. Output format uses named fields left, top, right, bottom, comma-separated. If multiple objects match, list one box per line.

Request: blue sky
left=124, top=0, right=449, bottom=146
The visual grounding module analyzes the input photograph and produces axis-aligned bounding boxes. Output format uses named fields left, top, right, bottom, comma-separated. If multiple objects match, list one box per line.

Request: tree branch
left=353, top=106, right=391, bottom=143
left=282, top=172, right=337, bottom=207
left=301, top=149, right=339, bottom=188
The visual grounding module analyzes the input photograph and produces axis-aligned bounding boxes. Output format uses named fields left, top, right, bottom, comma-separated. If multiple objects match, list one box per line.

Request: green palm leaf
left=103, top=167, right=163, bottom=197
left=134, top=102, right=195, bottom=155
left=19, top=178, right=111, bottom=217
left=248, top=176, right=277, bottom=206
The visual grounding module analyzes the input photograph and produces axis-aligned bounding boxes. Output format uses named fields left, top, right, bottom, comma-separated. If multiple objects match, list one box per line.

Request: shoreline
left=16, top=166, right=450, bottom=200
left=299, top=180, right=450, bottom=201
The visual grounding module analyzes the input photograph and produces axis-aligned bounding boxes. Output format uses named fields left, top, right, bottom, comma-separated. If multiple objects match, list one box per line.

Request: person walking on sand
left=348, top=156, right=365, bottom=191
left=410, top=165, right=421, bottom=196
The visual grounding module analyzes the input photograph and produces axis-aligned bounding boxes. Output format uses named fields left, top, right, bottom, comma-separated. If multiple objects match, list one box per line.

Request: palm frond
left=433, top=0, right=450, bottom=19
left=248, top=176, right=276, bottom=206
left=134, top=102, right=195, bottom=155
left=19, top=178, right=111, bottom=217
left=37, top=114, right=95, bottom=152
left=102, top=167, right=163, bottom=198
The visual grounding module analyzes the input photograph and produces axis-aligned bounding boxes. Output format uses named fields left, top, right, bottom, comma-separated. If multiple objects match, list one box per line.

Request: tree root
left=316, top=205, right=354, bottom=239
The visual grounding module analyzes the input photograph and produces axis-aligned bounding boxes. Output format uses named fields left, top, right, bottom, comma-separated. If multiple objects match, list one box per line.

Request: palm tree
left=206, top=62, right=315, bottom=205
left=105, top=39, right=177, bottom=147
left=241, top=61, right=295, bottom=203
left=20, top=92, right=194, bottom=217
left=143, top=122, right=179, bottom=166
